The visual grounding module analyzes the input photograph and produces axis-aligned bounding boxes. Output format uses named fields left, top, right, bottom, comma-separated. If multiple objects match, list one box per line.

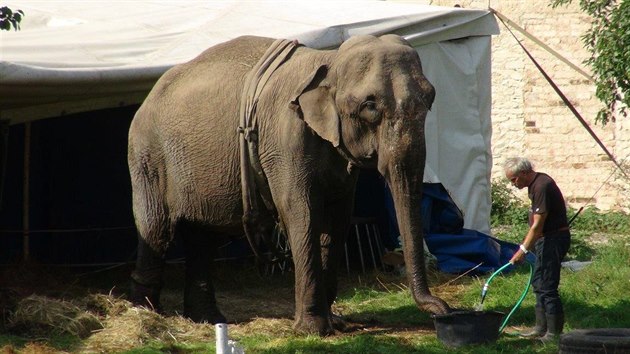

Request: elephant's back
left=191, top=35, right=276, bottom=68
left=147, top=36, right=275, bottom=113
left=130, top=36, right=276, bottom=227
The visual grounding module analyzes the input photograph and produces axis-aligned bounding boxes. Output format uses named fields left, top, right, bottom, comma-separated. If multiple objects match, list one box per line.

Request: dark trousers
left=531, top=232, right=570, bottom=315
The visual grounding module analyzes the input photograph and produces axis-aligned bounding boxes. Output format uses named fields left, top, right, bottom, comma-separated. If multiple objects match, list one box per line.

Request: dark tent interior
left=0, top=105, right=517, bottom=274
left=0, top=106, right=138, bottom=264
left=0, top=106, right=399, bottom=267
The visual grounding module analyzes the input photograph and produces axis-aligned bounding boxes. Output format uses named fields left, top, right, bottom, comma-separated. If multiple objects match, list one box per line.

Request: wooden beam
left=23, top=122, right=30, bottom=261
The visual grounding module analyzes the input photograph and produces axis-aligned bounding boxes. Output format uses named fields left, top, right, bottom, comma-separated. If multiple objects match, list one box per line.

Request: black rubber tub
left=432, top=310, right=505, bottom=347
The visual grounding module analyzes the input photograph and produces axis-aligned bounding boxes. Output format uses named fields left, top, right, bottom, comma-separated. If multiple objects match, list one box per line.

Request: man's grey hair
left=503, top=157, right=534, bottom=174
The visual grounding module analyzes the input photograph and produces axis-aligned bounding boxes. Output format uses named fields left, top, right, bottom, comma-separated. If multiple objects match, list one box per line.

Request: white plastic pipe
left=215, top=323, right=228, bottom=354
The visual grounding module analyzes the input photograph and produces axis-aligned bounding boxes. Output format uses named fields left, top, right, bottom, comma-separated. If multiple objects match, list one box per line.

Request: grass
left=1, top=235, right=628, bottom=353
left=227, top=235, right=630, bottom=354
left=1, top=185, right=629, bottom=353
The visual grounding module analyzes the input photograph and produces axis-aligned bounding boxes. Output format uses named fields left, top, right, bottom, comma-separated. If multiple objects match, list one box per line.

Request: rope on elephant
left=238, top=38, right=298, bottom=264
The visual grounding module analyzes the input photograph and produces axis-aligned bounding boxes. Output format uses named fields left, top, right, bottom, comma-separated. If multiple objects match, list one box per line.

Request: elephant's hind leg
left=128, top=145, right=171, bottom=313
left=180, top=222, right=226, bottom=324
left=130, top=235, right=167, bottom=312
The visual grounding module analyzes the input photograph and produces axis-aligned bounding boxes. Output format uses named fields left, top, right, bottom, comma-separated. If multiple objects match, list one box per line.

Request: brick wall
left=429, top=0, right=630, bottom=211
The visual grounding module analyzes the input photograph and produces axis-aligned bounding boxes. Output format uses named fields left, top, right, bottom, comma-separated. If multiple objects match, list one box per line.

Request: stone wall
left=429, top=0, right=629, bottom=211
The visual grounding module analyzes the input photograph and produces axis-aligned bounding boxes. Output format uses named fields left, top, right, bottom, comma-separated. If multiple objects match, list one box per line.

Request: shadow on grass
left=564, top=298, right=630, bottom=328
left=566, top=233, right=597, bottom=261
left=242, top=320, right=559, bottom=354
left=336, top=304, right=556, bottom=354
left=491, top=288, right=630, bottom=330
left=245, top=334, right=445, bottom=354
left=338, top=292, right=630, bottom=354
left=0, top=333, right=84, bottom=353
left=343, top=302, right=435, bottom=327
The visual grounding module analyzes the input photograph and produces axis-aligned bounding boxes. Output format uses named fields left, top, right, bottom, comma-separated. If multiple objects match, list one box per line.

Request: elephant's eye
left=361, top=101, right=377, bottom=111
left=359, top=99, right=381, bottom=123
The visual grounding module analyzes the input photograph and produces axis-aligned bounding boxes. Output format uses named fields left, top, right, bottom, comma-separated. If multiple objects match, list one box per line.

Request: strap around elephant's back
left=238, top=39, right=298, bottom=263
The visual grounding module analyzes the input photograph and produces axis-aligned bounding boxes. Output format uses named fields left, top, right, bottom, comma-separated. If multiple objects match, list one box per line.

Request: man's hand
left=511, top=213, right=546, bottom=265
left=510, top=248, right=526, bottom=264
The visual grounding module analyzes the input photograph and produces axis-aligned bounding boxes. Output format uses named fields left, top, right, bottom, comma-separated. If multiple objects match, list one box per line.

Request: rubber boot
left=540, top=313, right=564, bottom=343
left=520, top=307, right=547, bottom=338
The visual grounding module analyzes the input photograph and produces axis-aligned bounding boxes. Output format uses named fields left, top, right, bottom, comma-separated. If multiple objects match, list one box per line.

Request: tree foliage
left=0, top=6, right=24, bottom=31
left=552, top=0, right=630, bottom=124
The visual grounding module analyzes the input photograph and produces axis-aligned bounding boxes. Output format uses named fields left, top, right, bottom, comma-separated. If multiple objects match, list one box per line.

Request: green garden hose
left=480, top=261, right=534, bottom=333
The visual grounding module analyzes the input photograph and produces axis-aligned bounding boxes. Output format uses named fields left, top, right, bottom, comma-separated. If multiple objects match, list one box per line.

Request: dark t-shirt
left=527, top=172, right=568, bottom=233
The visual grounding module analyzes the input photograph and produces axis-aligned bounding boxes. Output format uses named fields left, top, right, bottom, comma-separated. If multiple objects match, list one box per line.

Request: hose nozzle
left=480, top=283, right=489, bottom=304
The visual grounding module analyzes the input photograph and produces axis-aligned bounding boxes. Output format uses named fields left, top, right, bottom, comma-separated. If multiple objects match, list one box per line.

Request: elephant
left=127, top=34, right=451, bottom=336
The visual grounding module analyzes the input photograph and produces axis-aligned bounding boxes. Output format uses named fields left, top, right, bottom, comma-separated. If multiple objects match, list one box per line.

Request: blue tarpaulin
left=382, top=181, right=530, bottom=274
left=425, top=229, right=533, bottom=274
left=383, top=182, right=464, bottom=240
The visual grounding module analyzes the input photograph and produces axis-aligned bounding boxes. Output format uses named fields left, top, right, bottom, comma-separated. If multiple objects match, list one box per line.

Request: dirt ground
left=0, top=259, right=448, bottom=353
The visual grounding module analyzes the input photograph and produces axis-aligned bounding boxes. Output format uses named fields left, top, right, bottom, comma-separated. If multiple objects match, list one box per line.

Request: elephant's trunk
left=386, top=157, right=450, bottom=315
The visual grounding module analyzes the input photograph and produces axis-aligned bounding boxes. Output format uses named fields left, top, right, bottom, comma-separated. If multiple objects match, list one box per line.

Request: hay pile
left=2, top=292, right=217, bottom=353
left=230, top=317, right=293, bottom=338
left=83, top=303, right=215, bottom=353
left=8, top=295, right=102, bottom=338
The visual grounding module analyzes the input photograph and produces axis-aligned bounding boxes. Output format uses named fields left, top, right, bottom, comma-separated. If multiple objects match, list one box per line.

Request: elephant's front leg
left=319, top=231, right=347, bottom=331
left=320, top=197, right=354, bottom=331
left=290, top=222, right=334, bottom=336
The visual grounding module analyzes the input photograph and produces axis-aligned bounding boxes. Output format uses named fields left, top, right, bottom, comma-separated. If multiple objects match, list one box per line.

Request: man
left=504, top=157, right=571, bottom=342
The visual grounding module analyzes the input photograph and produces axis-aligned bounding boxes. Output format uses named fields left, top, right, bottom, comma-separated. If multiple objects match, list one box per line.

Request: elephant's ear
left=290, top=65, right=341, bottom=147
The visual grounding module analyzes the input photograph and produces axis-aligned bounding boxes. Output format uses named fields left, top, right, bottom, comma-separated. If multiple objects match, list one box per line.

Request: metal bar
left=0, top=119, right=9, bottom=212
left=490, top=7, right=594, bottom=82
left=496, top=11, right=629, bottom=180
left=365, top=224, right=378, bottom=270
left=22, top=122, right=30, bottom=261
left=372, top=224, right=385, bottom=269
left=355, top=224, right=365, bottom=274
left=344, top=243, right=350, bottom=275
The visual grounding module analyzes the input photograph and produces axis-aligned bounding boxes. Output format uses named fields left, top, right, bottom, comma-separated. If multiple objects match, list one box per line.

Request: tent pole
left=489, top=8, right=594, bottom=83
left=22, top=122, right=30, bottom=262
left=0, top=119, right=9, bottom=212
left=495, top=13, right=630, bottom=180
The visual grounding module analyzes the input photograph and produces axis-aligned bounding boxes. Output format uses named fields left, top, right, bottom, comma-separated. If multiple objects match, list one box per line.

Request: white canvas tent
left=0, top=1, right=498, bottom=235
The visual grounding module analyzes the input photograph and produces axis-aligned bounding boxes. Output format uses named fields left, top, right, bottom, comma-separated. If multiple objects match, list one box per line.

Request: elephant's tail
left=128, top=122, right=173, bottom=254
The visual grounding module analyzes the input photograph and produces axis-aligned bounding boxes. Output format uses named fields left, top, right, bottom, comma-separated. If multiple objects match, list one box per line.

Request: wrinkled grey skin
left=128, top=35, right=450, bottom=335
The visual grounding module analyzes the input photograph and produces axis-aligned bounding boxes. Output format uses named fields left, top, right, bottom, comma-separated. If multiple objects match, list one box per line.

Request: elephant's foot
left=184, top=307, right=227, bottom=324
left=330, top=313, right=347, bottom=332
left=184, top=283, right=226, bottom=323
left=129, top=279, right=163, bottom=313
left=293, top=314, right=334, bottom=336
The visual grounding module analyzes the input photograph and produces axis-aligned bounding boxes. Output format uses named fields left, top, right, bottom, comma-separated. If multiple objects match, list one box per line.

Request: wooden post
left=0, top=119, right=9, bottom=212
left=23, top=122, right=30, bottom=261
